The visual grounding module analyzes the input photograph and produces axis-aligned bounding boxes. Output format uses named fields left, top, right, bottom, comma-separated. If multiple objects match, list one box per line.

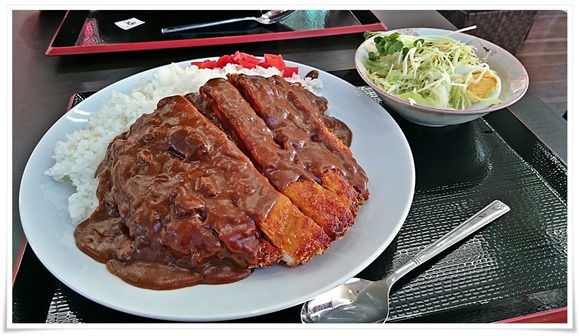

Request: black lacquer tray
left=12, top=81, right=567, bottom=324
left=46, top=10, right=385, bottom=55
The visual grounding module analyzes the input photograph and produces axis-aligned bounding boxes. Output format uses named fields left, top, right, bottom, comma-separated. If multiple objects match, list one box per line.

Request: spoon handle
left=161, top=17, right=255, bottom=34
left=387, top=200, right=510, bottom=283
left=414, top=199, right=509, bottom=262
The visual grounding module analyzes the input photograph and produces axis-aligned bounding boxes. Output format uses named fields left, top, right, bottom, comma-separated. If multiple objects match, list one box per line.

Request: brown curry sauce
left=74, top=79, right=356, bottom=290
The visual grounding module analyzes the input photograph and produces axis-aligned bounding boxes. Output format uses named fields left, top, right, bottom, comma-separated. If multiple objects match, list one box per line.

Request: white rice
left=44, top=62, right=323, bottom=225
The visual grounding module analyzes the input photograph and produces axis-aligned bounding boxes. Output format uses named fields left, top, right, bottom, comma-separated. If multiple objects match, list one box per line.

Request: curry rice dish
left=74, top=74, right=370, bottom=290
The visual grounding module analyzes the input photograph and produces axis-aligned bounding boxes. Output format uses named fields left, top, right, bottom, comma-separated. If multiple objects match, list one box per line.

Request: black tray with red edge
left=46, top=10, right=385, bottom=56
left=12, top=76, right=568, bottom=323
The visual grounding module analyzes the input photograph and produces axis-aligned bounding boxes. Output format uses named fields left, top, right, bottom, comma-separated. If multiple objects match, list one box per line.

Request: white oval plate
left=19, top=59, right=415, bottom=321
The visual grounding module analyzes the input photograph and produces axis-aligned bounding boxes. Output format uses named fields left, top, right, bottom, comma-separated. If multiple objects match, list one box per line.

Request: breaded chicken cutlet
left=75, top=74, right=369, bottom=290
left=188, top=74, right=369, bottom=240
left=75, top=95, right=331, bottom=290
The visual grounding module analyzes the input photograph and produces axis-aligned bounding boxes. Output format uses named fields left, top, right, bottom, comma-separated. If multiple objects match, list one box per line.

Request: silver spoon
left=161, top=10, right=296, bottom=34
left=300, top=199, right=510, bottom=323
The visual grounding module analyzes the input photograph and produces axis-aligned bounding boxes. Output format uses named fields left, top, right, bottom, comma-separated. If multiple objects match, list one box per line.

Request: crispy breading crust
left=193, top=75, right=369, bottom=242
left=228, top=74, right=369, bottom=236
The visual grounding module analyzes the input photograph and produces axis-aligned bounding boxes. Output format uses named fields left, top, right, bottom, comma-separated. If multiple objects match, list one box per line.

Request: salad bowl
left=355, top=28, right=529, bottom=127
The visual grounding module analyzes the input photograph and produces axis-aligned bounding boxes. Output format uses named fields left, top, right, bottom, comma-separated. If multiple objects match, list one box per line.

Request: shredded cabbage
left=363, top=32, right=501, bottom=110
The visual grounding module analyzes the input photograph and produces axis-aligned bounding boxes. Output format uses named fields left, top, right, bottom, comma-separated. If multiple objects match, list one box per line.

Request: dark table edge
left=503, top=92, right=567, bottom=165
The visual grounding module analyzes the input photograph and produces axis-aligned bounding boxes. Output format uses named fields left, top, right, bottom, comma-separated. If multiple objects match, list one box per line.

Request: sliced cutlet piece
left=227, top=74, right=370, bottom=231
left=194, top=78, right=363, bottom=239
left=269, top=75, right=370, bottom=204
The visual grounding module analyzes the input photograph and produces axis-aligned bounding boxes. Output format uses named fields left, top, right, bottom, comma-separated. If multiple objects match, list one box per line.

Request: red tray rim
left=45, top=10, right=386, bottom=56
